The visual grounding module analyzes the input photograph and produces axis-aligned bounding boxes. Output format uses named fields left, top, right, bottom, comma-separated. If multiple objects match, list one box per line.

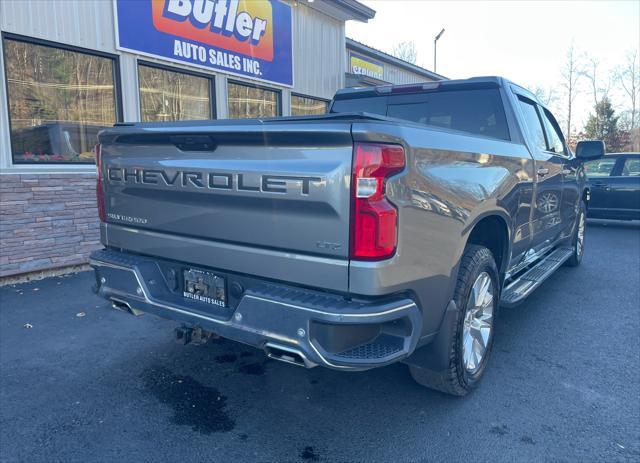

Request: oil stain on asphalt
left=300, top=446, right=319, bottom=461
left=215, top=353, right=238, bottom=363
left=141, top=366, right=235, bottom=434
left=490, top=424, right=509, bottom=436
left=238, top=362, right=266, bottom=375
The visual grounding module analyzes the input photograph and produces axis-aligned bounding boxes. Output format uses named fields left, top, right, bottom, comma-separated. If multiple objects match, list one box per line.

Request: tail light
left=95, top=144, right=106, bottom=222
left=351, top=142, right=405, bottom=260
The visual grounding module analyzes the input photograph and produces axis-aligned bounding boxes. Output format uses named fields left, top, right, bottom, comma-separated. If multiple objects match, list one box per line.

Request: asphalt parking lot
left=1, top=221, right=639, bottom=463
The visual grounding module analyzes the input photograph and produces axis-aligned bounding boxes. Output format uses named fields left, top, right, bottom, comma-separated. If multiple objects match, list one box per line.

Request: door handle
left=593, top=182, right=611, bottom=190
left=537, top=167, right=549, bottom=177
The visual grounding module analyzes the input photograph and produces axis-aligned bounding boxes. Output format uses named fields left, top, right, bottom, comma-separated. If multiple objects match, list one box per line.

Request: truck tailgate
left=98, top=121, right=353, bottom=290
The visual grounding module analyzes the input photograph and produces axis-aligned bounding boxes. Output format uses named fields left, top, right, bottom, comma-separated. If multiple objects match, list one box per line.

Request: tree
left=560, top=45, right=583, bottom=141
left=584, top=97, right=622, bottom=152
left=616, top=50, right=639, bottom=131
left=582, top=57, right=611, bottom=137
left=392, top=41, right=417, bottom=64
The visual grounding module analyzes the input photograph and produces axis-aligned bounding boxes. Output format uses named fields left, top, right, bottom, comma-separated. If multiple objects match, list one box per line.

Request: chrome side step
left=500, top=247, right=574, bottom=308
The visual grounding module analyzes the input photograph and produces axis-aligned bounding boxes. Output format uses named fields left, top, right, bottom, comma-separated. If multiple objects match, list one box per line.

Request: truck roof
left=333, top=76, right=537, bottom=102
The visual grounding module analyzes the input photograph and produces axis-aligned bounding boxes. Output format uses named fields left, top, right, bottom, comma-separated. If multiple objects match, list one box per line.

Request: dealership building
left=0, top=0, right=444, bottom=279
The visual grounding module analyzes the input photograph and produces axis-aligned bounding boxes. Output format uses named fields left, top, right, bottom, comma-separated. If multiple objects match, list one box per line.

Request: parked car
left=11, top=122, right=107, bottom=163
left=90, top=77, right=604, bottom=396
left=584, top=153, right=640, bottom=220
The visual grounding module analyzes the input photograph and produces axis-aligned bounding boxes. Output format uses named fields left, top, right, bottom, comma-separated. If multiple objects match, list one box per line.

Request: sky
left=346, top=0, right=640, bottom=131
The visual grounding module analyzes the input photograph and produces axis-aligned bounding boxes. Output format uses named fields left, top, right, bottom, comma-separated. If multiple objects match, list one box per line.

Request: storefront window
left=227, top=81, right=279, bottom=119
left=3, top=37, right=118, bottom=164
left=291, top=95, right=328, bottom=116
left=138, top=64, right=212, bottom=122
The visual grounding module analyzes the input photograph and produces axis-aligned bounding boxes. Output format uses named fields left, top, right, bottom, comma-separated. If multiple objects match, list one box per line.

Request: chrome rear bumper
left=90, top=249, right=422, bottom=371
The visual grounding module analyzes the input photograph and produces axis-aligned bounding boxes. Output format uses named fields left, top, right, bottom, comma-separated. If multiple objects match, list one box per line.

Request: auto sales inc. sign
left=114, top=0, right=293, bottom=87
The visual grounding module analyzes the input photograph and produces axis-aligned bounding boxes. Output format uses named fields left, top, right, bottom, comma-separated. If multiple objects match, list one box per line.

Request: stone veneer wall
left=0, top=173, right=101, bottom=278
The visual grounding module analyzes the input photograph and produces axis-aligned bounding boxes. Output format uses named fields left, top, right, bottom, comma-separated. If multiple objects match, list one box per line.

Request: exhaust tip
left=264, top=343, right=316, bottom=369
left=110, top=298, right=144, bottom=316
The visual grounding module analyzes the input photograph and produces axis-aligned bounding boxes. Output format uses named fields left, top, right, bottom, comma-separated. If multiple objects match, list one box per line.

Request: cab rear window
left=331, top=89, right=509, bottom=141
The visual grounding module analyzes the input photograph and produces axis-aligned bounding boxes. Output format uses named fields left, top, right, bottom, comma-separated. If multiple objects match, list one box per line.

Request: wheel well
left=467, top=215, right=509, bottom=276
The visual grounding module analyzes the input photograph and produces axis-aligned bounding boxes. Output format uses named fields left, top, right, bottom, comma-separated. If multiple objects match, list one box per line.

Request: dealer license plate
left=182, top=268, right=226, bottom=307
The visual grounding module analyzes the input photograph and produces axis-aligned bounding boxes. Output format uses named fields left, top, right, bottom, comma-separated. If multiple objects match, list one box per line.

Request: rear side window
left=621, top=158, right=640, bottom=176
left=331, top=89, right=510, bottom=141
left=518, top=99, right=547, bottom=151
left=584, top=158, right=617, bottom=177
left=541, top=109, right=567, bottom=155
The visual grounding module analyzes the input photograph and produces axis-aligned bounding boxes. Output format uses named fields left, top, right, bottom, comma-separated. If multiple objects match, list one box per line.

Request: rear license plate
left=182, top=268, right=226, bottom=307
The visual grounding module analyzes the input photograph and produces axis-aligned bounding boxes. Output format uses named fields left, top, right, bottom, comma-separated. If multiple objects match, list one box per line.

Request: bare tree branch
left=560, top=44, right=583, bottom=140
left=582, top=57, right=611, bottom=136
left=532, top=85, right=558, bottom=107
left=391, top=41, right=418, bottom=64
left=616, top=50, right=639, bottom=130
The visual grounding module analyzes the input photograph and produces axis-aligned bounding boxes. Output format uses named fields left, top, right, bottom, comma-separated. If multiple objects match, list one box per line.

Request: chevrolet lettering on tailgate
left=107, top=167, right=323, bottom=196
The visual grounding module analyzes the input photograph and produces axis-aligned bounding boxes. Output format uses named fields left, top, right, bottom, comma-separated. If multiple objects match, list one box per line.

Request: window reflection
left=584, top=158, right=616, bottom=177
left=4, top=38, right=117, bottom=164
left=291, top=95, right=327, bottom=116
left=227, top=82, right=279, bottom=119
left=139, top=64, right=212, bottom=122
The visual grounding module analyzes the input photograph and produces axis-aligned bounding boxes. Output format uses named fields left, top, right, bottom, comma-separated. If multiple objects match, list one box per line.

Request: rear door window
left=541, top=109, right=567, bottom=156
left=518, top=98, right=547, bottom=151
left=584, top=158, right=617, bottom=177
left=621, top=157, right=640, bottom=176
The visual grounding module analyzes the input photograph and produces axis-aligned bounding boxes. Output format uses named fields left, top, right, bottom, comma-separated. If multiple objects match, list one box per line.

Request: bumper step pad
left=335, top=334, right=404, bottom=360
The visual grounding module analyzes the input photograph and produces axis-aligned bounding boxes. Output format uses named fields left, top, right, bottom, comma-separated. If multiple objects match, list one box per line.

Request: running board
left=500, top=247, right=574, bottom=308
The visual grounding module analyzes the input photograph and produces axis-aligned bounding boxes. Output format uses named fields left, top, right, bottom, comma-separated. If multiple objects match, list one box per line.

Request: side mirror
left=575, top=140, right=605, bottom=160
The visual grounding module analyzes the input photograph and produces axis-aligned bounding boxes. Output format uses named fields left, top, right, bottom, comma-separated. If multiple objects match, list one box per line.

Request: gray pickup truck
left=91, top=77, right=604, bottom=396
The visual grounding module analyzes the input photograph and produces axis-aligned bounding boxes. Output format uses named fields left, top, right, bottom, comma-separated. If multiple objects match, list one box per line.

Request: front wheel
left=565, top=200, right=586, bottom=267
left=409, top=245, right=499, bottom=396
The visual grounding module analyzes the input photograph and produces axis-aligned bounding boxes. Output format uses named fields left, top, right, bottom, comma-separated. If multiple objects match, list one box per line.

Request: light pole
left=434, top=28, right=445, bottom=73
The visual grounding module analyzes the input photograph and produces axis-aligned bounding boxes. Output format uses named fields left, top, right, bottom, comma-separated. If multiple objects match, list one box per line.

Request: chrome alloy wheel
left=462, top=272, right=494, bottom=374
left=576, top=210, right=585, bottom=257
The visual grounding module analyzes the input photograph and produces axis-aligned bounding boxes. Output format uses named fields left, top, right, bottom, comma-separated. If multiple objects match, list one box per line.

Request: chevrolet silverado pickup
left=91, top=77, right=605, bottom=396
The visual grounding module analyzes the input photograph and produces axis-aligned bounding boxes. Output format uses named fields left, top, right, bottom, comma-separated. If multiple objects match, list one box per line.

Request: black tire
left=409, top=245, right=499, bottom=396
left=565, top=200, right=586, bottom=267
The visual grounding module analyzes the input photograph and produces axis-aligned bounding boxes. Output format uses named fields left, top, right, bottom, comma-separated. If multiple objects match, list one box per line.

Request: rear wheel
left=566, top=200, right=586, bottom=267
left=409, top=245, right=499, bottom=396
